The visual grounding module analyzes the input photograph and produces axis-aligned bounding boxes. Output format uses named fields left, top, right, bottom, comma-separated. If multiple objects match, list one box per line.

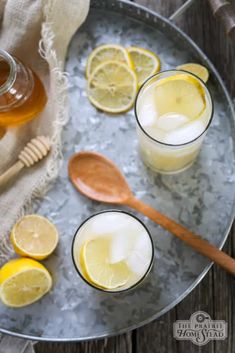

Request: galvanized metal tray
left=0, top=0, right=235, bottom=342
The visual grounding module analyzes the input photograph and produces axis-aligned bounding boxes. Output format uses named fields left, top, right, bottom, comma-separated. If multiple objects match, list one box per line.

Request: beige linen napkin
left=0, top=0, right=90, bottom=350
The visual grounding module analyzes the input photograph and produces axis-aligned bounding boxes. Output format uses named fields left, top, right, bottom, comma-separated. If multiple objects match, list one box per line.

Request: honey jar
left=0, top=49, right=47, bottom=129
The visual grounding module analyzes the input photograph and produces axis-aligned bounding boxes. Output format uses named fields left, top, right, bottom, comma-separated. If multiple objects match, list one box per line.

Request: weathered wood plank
left=133, top=0, right=185, bottom=18
left=134, top=0, right=185, bottom=17
left=134, top=307, right=178, bottom=353
left=35, top=333, right=132, bottom=353
left=213, top=226, right=235, bottom=353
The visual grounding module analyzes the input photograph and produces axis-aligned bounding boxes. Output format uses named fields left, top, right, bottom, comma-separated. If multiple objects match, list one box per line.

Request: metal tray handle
left=0, top=334, right=35, bottom=353
left=208, top=0, right=235, bottom=41
left=170, top=0, right=235, bottom=42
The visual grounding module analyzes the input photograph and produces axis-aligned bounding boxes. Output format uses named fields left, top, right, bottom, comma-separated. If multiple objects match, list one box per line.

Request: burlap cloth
left=0, top=0, right=90, bottom=351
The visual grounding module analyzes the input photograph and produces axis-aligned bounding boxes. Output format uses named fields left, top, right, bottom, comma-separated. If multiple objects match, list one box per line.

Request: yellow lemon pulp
left=86, top=44, right=133, bottom=77
left=128, top=46, right=160, bottom=86
left=153, top=74, right=206, bottom=119
left=87, top=60, right=137, bottom=113
left=11, top=214, right=59, bottom=260
left=0, top=258, right=52, bottom=307
left=80, top=237, right=131, bottom=290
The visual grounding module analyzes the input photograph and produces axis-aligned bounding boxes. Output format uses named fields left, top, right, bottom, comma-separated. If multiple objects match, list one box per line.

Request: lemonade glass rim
left=134, top=69, right=214, bottom=147
left=71, top=209, right=154, bottom=293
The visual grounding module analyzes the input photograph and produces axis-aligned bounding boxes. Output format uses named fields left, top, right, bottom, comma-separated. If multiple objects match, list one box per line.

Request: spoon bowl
left=68, top=151, right=132, bottom=204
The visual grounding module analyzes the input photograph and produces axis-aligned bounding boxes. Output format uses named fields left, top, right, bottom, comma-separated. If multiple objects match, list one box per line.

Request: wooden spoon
left=68, top=151, right=235, bottom=276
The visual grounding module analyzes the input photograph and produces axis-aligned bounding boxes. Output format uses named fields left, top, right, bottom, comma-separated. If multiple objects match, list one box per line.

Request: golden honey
left=0, top=50, right=47, bottom=128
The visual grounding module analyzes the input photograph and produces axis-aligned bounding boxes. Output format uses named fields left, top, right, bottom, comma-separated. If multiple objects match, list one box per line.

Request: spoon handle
left=127, top=197, right=235, bottom=276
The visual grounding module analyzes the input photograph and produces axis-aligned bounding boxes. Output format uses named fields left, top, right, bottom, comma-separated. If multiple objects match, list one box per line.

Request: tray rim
left=1, top=0, right=235, bottom=342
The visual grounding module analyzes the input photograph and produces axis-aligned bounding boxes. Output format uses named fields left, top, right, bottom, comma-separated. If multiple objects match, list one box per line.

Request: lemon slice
left=176, top=63, right=209, bottom=83
left=81, top=237, right=130, bottom=290
left=86, top=44, right=133, bottom=77
left=0, top=258, right=52, bottom=307
left=87, top=60, right=138, bottom=113
left=128, top=47, right=160, bottom=86
left=154, top=74, right=206, bottom=119
left=11, top=215, right=59, bottom=260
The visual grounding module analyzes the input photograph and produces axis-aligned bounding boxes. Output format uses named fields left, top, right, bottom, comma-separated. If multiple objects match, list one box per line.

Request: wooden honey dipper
left=0, top=136, right=51, bottom=187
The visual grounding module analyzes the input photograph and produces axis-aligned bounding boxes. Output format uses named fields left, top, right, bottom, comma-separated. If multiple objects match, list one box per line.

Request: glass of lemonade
left=135, top=70, right=213, bottom=174
left=72, top=210, right=154, bottom=292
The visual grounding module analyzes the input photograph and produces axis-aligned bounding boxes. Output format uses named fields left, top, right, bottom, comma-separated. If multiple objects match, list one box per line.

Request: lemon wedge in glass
left=80, top=237, right=130, bottom=290
left=87, top=60, right=137, bottom=113
left=86, top=44, right=133, bottom=77
left=154, top=74, right=206, bottom=119
left=11, top=215, right=59, bottom=260
left=0, top=258, right=52, bottom=307
left=128, top=46, right=161, bottom=86
left=176, top=63, right=209, bottom=83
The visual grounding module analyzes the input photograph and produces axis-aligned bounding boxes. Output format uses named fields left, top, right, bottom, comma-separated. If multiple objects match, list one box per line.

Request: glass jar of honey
left=0, top=49, right=47, bottom=129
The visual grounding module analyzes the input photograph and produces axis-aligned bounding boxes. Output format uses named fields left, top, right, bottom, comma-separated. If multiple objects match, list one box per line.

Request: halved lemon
left=176, top=63, right=209, bottom=83
left=154, top=74, right=206, bottom=119
left=11, top=215, right=59, bottom=260
left=80, top=237, right=130, bottom=290
left=0, top=258, right=52, bottom=307
left=128, top=46, right=160, bottom=86
left=86, top=44, right=133, bottom=78
left=87, top=60, right=138, bottom=113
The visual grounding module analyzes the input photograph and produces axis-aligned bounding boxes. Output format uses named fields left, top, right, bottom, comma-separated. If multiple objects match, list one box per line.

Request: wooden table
left=36, top=1, right=235, bottom=352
